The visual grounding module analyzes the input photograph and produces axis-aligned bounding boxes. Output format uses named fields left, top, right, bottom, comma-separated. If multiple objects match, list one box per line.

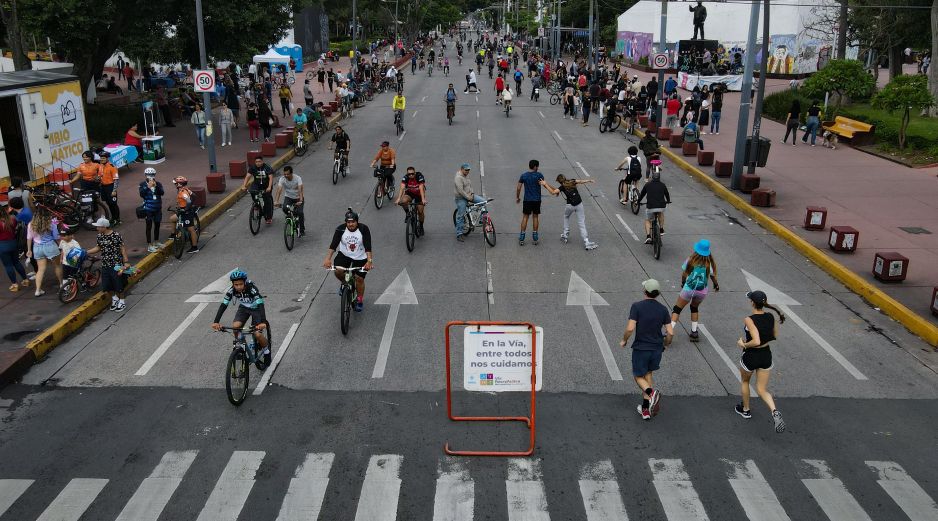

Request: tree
left=1, top=0, right=31, bottom=70
left=871, top=74, right=934, bottom=148
left=848, top=0, right=930, bottom=80
left=930, top=0, right=937, bottom=116
left=801, top=59, right=876, bottom=111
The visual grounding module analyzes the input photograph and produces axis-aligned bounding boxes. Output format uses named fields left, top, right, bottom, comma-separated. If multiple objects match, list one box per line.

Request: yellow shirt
left=392, top=96, right=406, bottom=111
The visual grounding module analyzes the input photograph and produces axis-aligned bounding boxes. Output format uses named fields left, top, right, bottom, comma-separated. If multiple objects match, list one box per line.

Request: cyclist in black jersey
left=329, top=125, right=351, bottom=169
left=394, top=167, right=427, bottom=234
left=211, top=268, right=270, bottom=367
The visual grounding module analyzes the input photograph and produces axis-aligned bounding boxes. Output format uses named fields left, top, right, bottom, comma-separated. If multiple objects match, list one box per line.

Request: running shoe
left=113, top=301, right=126, bottom=312
left=649, top=389, right=661, bottom=416
left=636, top=404, right=651, bottom=421
left=689, top=330, right=700, bottom=342
left=186, top=246, right=200, bottom=254
left=354, top=298, right=364, bottom=312
left=585, top=242, right=598, bottom=251
left=772, top=410, right=786, bottom=433
left=644, top=236, right=652, bottom=244
left=735, top=403, right=752, bottom=419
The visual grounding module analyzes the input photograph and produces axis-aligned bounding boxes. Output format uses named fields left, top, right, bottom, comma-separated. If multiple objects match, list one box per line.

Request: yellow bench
left=822, top=116, right=876, bottom=145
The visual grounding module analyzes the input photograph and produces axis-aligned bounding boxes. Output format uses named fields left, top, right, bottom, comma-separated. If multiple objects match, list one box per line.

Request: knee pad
left=690, top=305, right=700, bottom=314
left=672, top=305, right=683, bottom=315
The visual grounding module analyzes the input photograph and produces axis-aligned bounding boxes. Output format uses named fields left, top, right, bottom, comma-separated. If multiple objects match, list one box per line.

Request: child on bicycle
left=636, top=169, right=671, bottom=243
left=211, top=268, right=270, bottom=368
left=615, top=146, right=645, bottom=204
left=59, top=226, right=84, bottom=279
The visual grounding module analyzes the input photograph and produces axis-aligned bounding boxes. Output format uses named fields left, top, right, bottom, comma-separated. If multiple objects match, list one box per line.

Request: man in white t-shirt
left=322, top=209, right=373, bottom=312
left=274, top=166, right=305, bottom=236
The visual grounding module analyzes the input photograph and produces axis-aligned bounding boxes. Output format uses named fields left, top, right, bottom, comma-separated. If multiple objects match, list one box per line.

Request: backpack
left=685, top=261, right=709, bottom=291
left=628, top=156, right=642, bottom=178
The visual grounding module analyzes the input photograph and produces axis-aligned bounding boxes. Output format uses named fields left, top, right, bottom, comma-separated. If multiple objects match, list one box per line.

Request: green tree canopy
left=801, top=59, right=876, bottom=110
left=871, top=74, right=934, bottom=148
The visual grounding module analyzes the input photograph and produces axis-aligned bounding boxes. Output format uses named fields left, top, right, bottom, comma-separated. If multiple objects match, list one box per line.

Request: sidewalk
left=625, top=65, right=938, bottom=326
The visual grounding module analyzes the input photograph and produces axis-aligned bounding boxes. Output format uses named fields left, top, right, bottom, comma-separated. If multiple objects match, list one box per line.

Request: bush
left=86, top=104, right=141, bottom=145
left=762, top=90, right=813, bottom=121
left=329, top=40, right=367, bottom=57
left=638, top=56, right=649, bottom=66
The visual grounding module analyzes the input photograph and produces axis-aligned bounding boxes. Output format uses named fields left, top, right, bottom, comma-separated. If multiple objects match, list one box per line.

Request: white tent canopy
left=252, top=49, right=291, bottom=64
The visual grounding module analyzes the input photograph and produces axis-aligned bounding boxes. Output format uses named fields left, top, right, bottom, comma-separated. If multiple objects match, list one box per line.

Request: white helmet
left=144, top=167, right=157, bottom=177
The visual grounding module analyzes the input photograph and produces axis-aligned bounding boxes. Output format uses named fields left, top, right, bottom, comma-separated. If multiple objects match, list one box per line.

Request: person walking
left=555, top=174, right=597, bottom=250
left=710, top=91, right=722, bottom=134
left=802, top=100, right=821, bottom=146
left=225, top=84, right=240, bottom=128
left=303, top=79, right=315, bottom=107
left=190, top=103, right=208, bottom=149
left=620, top=278, right=674, bottom=420
left=783, top=98, right=801, bottom=145
left=454, top=163, right=486, bottom=242
left=0, top=208, right=28, bottom=292
left=665, top=94, right=681, bottom=128
left=735, top=290, right=787, bottom=433
left=25, top=209, right=62, bottom=297
left=671, top=239, right=720, bottom=342
left=317, top=68, right=326, bottom=92
left=86, top=218, right=131, bottom=311
left=246, top=101, right=260, bottom=142
left=218, top=102, right=234, bottom=147
left=98, top=152, right=121, bottom=226
left=258, top=96, right=274, bottom=142
left=278, top=83, right=292, bottom=117
left=139, top=168, right=164, bottom=252
left=327, top=68, right=335, bottom=92
left=155, top=86, right=175, bottom=127
left=516, top=159, right=558, bottom=246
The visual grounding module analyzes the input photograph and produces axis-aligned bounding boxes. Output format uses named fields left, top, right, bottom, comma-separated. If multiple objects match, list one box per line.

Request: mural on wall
left=767, top=34, right=796, bottom=74
left=616, top=31, right=655, bottom=61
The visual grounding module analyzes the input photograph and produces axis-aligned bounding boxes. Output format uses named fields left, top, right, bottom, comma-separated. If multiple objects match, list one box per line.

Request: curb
left=633, top=127, right=938, bottom=347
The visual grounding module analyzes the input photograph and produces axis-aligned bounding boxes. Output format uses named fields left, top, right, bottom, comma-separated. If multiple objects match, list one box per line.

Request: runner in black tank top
left=735, top=290, right=787, bottom=433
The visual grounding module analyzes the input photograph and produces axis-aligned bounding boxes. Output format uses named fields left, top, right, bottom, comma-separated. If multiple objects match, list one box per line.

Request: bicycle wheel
left=284, top=218, right=295, bottom=250
left=249, top=204, right=262, bottom=235
left=405, top=212, right=416, bottom=252
left=482, top=213, right=496, bottom=247
left=192, top=214, right=202, bottom=243
left=81, top=201, right=111, bottom=230
left=340, top=286, right=353, bottom=335
left=610, top=115, right=622, bottom=131
left=173, top=229, right=185, bottom=259
left=294, top=139, right=308, bottom=156
left=386, top=183, right=395, bottom=201
left=549, top=93, right=560, bottom=105
left=332, top=161, right=340, bottom=185
left=652, top=222, right=662, bottom=260
left=452, top=208, right=458, bottom=226
left=630, top=190, right=640, bottom=215
left=618, top=180, right=626, bottom=202
left=341, top=158, right=348, bottom=177
left=58, top=278, right=78, bottom=304
left=374, top=181, right=385, bottom=209
left=395, top=120, right=401, bottom=136
left=225, top=349, right=250, bottom=406
left=599, top=118, right=608, bottom=133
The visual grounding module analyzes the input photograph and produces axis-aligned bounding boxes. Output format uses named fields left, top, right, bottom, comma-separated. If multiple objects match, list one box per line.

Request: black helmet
left=344, top=207, right=359, bottom=222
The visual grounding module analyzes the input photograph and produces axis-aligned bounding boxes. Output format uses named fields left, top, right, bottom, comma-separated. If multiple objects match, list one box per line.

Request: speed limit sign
left=193, top=69, right=216, bottom=93
left=651, top=53, right=670, bottom=70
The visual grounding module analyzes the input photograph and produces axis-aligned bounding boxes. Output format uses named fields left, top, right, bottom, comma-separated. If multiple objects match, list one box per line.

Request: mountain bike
left=404, top=199, right=424, bottom=252
left=373, top=167, right=395, bottom=209
left=452, top=197, right=496, bottom=247
left=615, top=168, right=642, bottom=215
left=216, top=324, right=271, bottom=406
left=332, top=149, right=349, bottom=185
left=248, top=190, right=265, bottom=235
left=599, top=108, right=622, bottom=133
left=58, top=255, right=101, bottom=303
left=327, top=266, right=369, bottom=335
left=394, top=110, right=404, bottom=136
left=446, top=101, right=455, bottom=125
left=282, top=203, right=300, bottom=250
left=294, top=128, right=308, bottom=156
left=170, top=207, right=201, bottom=259
left=549, top=92, right=561, bottom=105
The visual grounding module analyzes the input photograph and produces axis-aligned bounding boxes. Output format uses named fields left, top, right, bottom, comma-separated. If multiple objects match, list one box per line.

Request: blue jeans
left=0, top=239, right=26, bottom=284
left=195, top=125, right=206, bottom=145
left=455, top=195, right=485, bottom=236
left=710, top=111, right=721, bottom=133
left=803, top=116, right=820, bottom=144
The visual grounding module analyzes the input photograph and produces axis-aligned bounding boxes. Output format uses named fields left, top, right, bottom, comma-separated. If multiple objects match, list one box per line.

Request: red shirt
left=666, top=98, right=681, bottom=115
left=124, top=130, right=142, bottom=147
left=495, top=77, right=505, bottom=91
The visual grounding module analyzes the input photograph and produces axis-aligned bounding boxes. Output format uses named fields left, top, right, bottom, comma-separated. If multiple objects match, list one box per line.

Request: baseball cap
left=460, top=163, right=471, bottom=170
left=92, top=217, right=111, bottom=228
left=747, top=290, right=767, bottom=305
left=642, top=279, right=660, bottom=293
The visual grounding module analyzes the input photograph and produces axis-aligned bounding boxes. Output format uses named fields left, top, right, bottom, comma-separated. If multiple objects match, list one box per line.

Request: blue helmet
left=229, top=268, right=248, bottom=281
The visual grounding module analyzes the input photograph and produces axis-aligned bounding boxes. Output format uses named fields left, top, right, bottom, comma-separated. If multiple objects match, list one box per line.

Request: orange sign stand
left=443, top=320, right=537, bottom=457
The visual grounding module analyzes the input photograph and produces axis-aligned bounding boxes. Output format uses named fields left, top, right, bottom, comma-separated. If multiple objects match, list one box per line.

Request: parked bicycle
left=58, top=255, right=101, bottom=303
left=549, top=92, right=561, bottom=106
left=215, top=324, right=272, bottom=406
left=326, top=266, right=369, bottom=335
left=373, top=167, right=396, bottom=209
left=452, top=197, right=496, bottom=247
left=169, top=206, right=201, bottom=259
left=332, top=149, right=349, bottom=185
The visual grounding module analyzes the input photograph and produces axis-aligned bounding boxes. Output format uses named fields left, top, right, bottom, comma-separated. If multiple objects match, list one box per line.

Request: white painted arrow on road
left=567, top=271, right=623, bottom=381
left=372, top=269, right=418, bottom=378
left=741, top=269, right=868, bottom=380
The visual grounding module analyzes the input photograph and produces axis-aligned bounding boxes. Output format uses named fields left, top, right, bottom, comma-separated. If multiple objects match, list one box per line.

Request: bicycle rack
left=443, top=320, right=538, bottom=457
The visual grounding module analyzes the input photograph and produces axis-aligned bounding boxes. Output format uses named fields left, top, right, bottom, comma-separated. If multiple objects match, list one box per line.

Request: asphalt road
left=3, top=38, right=938, bottom=521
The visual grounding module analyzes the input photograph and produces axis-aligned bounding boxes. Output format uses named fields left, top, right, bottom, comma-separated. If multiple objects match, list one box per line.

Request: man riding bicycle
left=329, top=125, right=351, bottom=173
left=274, top=165, right=305, bottom=236
left=292, top=107, right=308, bottom=144
left=211, top=268, right=270, bottom=367
left=445, top=84, right=458, bottom=117
left=392, top=91, right=406, bottom=130
left=242, top=156, right=275, bottom=225
left=322, top=209, right=373, bottom=312
left=637, top=169, right=671, bottom=243
left=394, top=167, right=427, bottom=235
left=615, top=146, right=645, bottom=204
left=370, top=141, right=397, bottom=192
left=639, top=132, right=661, bottom=178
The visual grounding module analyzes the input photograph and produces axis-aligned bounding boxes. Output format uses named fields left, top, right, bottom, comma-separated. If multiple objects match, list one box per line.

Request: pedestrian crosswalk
left=1, top=452, right=936, bottom=520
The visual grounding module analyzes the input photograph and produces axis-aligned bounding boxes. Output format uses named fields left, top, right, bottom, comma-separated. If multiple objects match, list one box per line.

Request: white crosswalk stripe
left=116, top=450, right=198, bottom=521
left=433, top=457, right=474, bottom=521
left=0, top=479, right=33, bottom=517
left=506, top=458, right=551, bottom=521
left=354, top=454, right=404, bottom=521
left=195, top=450, right=265, bottom=521
left=867, top=460, right=938, bottom=521
left=35, top=478, right=108, bottom=521
left=276, top=452, right=335, bottom=521
left=578, top=460, right=628, bottom=521
left=723, top=459, right=791, bottom=521
left=798, top=459, right=872, bottom=521
left=648, top=458, right=710, bottom=521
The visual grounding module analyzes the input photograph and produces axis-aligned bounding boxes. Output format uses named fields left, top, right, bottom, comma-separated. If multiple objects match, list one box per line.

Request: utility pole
left=746, top=0, right=771, bottom=176
left=352, top=0, right=357, bottom=74
left=194, top=0, right=216, bottom=173
left=730, top=0, right=761, bottom=188
left=654, top=0, right=667, bottom=127
left=588, top=0, right=594, bottom=67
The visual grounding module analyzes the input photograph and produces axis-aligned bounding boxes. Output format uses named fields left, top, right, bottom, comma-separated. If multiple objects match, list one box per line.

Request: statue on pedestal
left=690, top=1, right=707, bottom=40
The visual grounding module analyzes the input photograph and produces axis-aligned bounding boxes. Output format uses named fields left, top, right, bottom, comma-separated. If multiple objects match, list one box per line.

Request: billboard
left=26, top=80, right=88, bottom=173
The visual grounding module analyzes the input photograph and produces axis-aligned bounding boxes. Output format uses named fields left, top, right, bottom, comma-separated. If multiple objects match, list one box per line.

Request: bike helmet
left=229, top=268, right=248, bottom=281
left=344, top=207, right=359, bottom=222
left=144, top=167, right=157, bottom=177
left=173, top=176, right=188, bottom=186
left=65, top=247, right=87, bottom=268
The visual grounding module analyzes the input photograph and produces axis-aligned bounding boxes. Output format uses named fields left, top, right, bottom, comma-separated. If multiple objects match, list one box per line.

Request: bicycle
left=446, top=101, right=455, bottom=125
left=167, top=207, right=201, bottom=259
left=216, top=324, right=272, bottom=406
left=549, top=92, right=561, bottom=105
left=599, top=109, right=622, bottom=133
left=373, top=167, right=396, bottom=209
left=428, top=64, right=433, bottom=77
left=37, top=187, right=110, bottom=231
left=504, top=99, right=511, bottom=117
left=306, top=70, right=315, bottom=81
left=282, top=203, right=300, bottom=250
left=452, top=198, right=496, bottom=247
left=327, top=266, right=369, bottom=335
left=616, top=168, right=642, bottom=215
left=294, top=128, right=308, bottom=156
left=546, top=81, right=561, bottom=95
left=58, top=255, right=101, bottom=303
left=640, top=202, right=667, bottom=260
left=248, top=190, right=265, bottom=235
left=341, top=97, right=353, bottom=118
left=394, top=110, right=404, bottom=136
left=404, top=199, right=424, bottom=252
left=332, top=149, right=349, bottom=185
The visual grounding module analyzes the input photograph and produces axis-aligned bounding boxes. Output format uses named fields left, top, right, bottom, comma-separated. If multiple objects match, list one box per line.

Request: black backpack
left=628, top=156, right=642, bottom=178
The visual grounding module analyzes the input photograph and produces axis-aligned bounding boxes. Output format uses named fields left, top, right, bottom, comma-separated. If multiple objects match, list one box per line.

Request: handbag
left=135, top=205, right=148, bottom=219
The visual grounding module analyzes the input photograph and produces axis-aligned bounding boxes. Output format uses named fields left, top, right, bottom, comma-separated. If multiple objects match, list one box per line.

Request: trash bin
left=744, top=136, right=771, bottom=167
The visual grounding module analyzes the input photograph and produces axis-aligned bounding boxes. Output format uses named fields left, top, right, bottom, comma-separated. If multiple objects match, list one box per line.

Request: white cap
left=92, top=217, right=111, bottom=228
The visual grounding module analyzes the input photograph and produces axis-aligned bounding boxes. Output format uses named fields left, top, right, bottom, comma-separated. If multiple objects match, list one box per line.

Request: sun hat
left=642, top=279, right=661, bottom=293
left=92, top=217, right=111, bottom=228
left=694, top=239, right=711, bottom=257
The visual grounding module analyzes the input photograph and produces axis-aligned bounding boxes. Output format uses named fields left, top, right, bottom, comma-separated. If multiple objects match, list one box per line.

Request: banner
left=27, top=80, right=89, bottom=172
left=677, top=72, right=744, bottom=92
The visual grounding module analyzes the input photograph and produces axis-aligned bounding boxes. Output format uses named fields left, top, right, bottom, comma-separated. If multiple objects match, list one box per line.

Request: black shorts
left=522, top=201, right=541, bottom=215
left=740, top=347, right=773, bottom=372
left=401, top=192, right=423, bottom=204
left=334, top=252, right=368, bottom=278
left=233, top=306, right=267, bottom=327
left=101, top=268, right=127, bottom=293
left=179, top=210, right=196, bottom=227
left=625, top=173, right=642, bottom=184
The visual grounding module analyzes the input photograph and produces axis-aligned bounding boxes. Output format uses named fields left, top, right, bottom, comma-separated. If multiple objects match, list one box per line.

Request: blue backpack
left=685, top=262, right=709, bottom=291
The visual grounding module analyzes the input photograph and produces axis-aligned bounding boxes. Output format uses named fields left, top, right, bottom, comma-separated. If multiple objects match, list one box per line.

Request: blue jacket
left=139, top=180, right=165, bottom=213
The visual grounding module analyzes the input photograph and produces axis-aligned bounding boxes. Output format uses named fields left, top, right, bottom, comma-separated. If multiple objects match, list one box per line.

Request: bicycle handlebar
left=325, top=266, right=370, bottom=273
left=216, top=325, right=264, bottom=333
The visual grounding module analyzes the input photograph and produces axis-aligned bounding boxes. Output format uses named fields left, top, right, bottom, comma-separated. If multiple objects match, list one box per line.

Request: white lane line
left=276, top=453, right=335, bottom=521
left=433, top=457, right=474, bottom=521
left=799, top=460, right=873, bottom=521
left=354, top=455, right=404, bottom=521
left=254, top=323, right=299, bottom=395
left=195, top=451, right=265, bottom=521
left=782, top=305, right=868, bottom=380
left=578, top=460, right=629, bottom=521
left=867, top=461, right=938, bottom=520
left=538, top=110, right=546, bottom=119
left=698, top=324, right=740, bottom=382
left=116, top=451, right=199, bottom=521
left=553, top=130, right=563, bottom=141
left=475, top=95, right=479, bottom=103
left=506, top=459, right=550, bottom=521
left=36, top=478, right=109, bottom=521
left=0, top=480, right=33, bottom=517
left=584, top=305, right=623, bottom=381
left=614, top=214, right=640, bottom=242
left=478, top=129, right=482, bottom=141
left=399, top=130, right=407, bottom=142
left=486, top=262, right=494, bottom=305
left=576, top=161, right=590, bottom=177
left=476, top=110, right=480, bottom=119
left=724, top=459, right=791, bottom=521
left=421, top=96, right=427, bottom=102
left=135, top=302, right=209, bottom=376
left=649, top=459, right=710, bottom=521
left=480, top=160, right=485, bottom=177
left=412, top=110, right=419, bottom=119
left=296, top=280, right=314, bottom=302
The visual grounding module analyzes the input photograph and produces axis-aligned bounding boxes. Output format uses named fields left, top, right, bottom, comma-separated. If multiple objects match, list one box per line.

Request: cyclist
left=454, top=163, right=485, bottom=242
left=393, top=167, right=427, bottom=235
left=635, top=169, right=670, bottom=244
left=429, top=48, right=436, bottom=64
left=502, top=84, right=513, bottom=112
left=487, top=54, right=495, bottom=78
left=475, top=51, right=484, bottom=73
left=322, top=208, right=373, bottom=312
left=639, top=132, right=661, bottom=178
left=211, top=268, right=270, bottom=368
left=241, top=156, right=275, bottom=225
left=292, top=107, right=308, bottom=144
left=171, top=176, right=199, bottom=253
left=615, top=146, right=645, bottom=204
left=494, top=74, right=505, bottom=104
left=411, top=53, right=418, bottom=74
left=329, top=125, right=351, bottom=174
left=445, top=84, right=458, bottom=117
left=273, top=165, right=304, bottom=236
left=513, top=68, right=524, bottom=95
left=396, top=68, right=405, bottom=92
left=370, top=141, right=397, bottom=193
left=392, top=90, right=406, bottom=131
left=443, top=56, right=450, bottom=75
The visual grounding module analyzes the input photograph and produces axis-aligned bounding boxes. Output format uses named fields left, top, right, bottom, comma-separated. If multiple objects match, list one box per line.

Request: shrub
left=762, top=90, right=812, bottom=121
left=86, top=104, right=142, bottom=145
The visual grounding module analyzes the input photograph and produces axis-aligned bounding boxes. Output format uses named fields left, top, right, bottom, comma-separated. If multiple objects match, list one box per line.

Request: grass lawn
left=838, top=103, right=938, bottom=146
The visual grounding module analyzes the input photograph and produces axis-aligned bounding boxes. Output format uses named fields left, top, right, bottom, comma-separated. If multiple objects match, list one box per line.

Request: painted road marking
left=354, top=455, right=404, bottom=521
left=867, top=461, right=938, bottom=520
left=0, top=480, right=33, bottom=517
left=275, top=453, right=335, bottom=521
left=421, top=96, right=427, bottom=102
left=35, top=478, right=108, bottom=521
left=578, top=460, right=629, bottom=521
left=480, top=160, right=485, bottom=177
left=567, top=271, right=622, bottom=381
left=799, top=460, right=872, bottom=521
left=576, top=161, right=590, bottom=177
left=486, top=262, right=495, bottom=305
left=724, top=459, right=791, bottom=521
left=506, top=458, right=550, bottom=521
left=649, top=459, right=710, bottom=521
left=399, top=130, right=407, bottom=142
left=478, top=130, right=482, bottom=141
left=433, top=457, right=474, bottom=521
left=254, top=323, right=299, bottom=394
left=698, top=324, right=740, bottom=381
left=373, top=270, right=418, bottom=379
left=195, top=451, right=265, bottom=521
left=412, top=110, right=419, bottom=118
left=553, top=130, right=563, bottom=141
left=538, top=110, right=546, bottom=119
left=476, top=110, right=480, bottom=119
left=135, top=302, right=209, bottom=376
left=116, top=451, right=198, bottom=521
left=615, top=214, right=640, bottom=242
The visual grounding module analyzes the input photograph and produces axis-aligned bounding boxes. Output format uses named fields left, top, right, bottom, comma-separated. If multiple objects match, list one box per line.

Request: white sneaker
left=113, top=300, right=126, bottom=312
left=147, top=245, right=158, bottom=253
left=221, top=143, right=227, bottom=147
left=585, top=242, right=598, bottom=250
left=228, top=142, right=232, bottom=146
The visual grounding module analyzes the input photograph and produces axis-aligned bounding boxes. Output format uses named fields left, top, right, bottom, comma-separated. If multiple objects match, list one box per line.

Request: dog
left=821, top=130, right=838, bottom=150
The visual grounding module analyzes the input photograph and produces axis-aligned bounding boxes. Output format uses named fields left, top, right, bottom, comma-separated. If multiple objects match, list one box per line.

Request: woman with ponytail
left=735, top=289, right=787, bottom=433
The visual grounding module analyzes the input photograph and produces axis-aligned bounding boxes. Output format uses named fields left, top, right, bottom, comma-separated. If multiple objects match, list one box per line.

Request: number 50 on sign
left=193, top=70, right=215, bottom=93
